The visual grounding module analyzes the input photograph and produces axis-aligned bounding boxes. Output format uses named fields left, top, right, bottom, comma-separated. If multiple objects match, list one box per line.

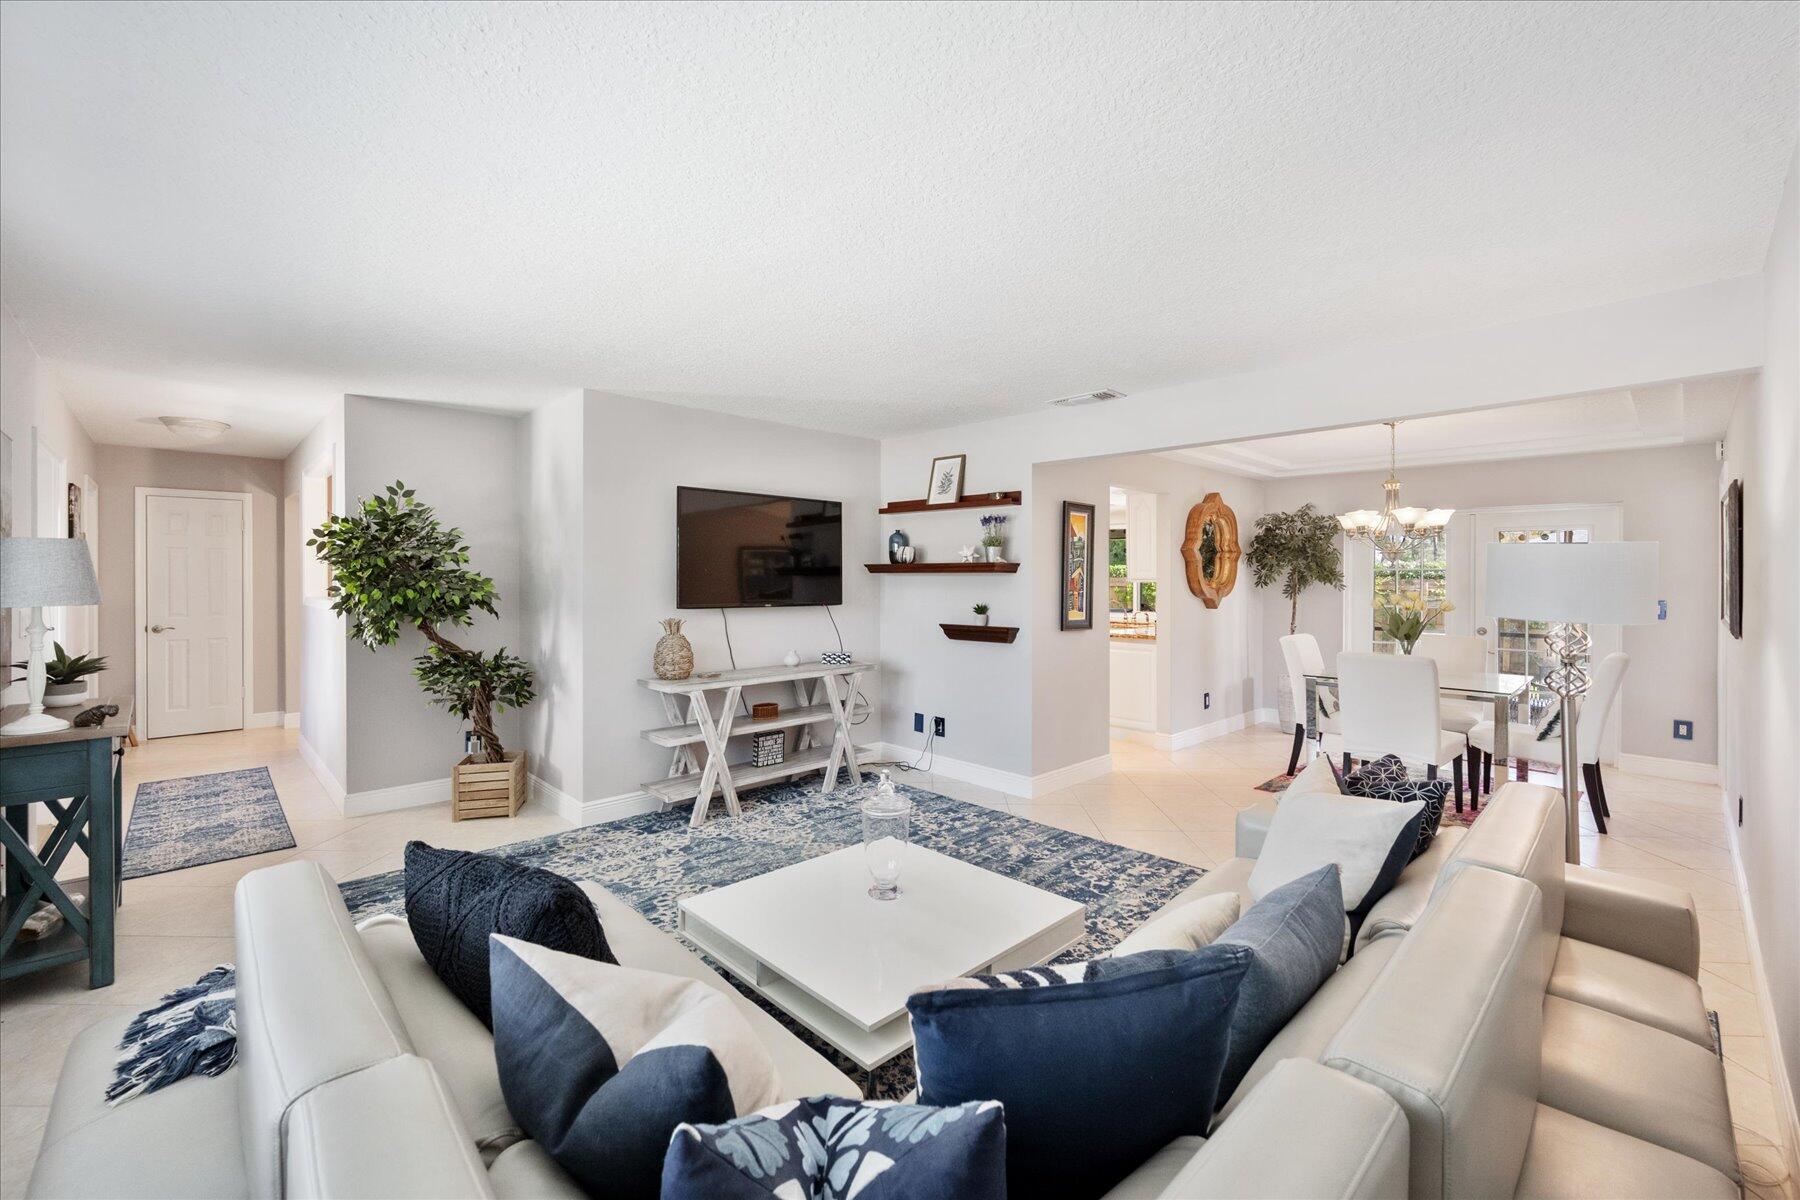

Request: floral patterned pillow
left=663, top=1095, right=1006, bottom=1199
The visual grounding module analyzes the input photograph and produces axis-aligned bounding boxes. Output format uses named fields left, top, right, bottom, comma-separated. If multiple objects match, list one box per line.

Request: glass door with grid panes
left=1371, top=531, right=1448, bottom=652
left=1469, top=506, right=1624, bottom=759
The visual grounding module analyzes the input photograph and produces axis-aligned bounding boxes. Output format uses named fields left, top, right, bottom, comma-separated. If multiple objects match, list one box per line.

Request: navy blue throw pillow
left=1345, top=755, right=1448, bottom=860
left=404, top=842, right=611, bottom=1026
left=907, top=943, right=1252, bottom=1198
left=663, top=1096, right=1007, bottom=1199
left=1212, top=865, right=1345, bottom=1107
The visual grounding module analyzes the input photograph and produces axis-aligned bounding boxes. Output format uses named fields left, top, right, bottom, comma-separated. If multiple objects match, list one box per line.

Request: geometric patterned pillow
left=1344, top=756, right=1448, bottom=860
left=664, top=1096, right=1007, bottom=1199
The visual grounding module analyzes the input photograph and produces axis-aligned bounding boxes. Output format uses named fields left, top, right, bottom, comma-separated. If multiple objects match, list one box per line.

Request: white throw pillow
left=1110, top=891, right=1240, bottom=957
left=1285, top=753, right=1342, bottom=797
left=1248, top=790, right=1425, bottom=910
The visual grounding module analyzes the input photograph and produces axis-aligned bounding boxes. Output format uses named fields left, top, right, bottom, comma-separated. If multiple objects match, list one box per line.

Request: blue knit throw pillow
left=404, top=842, right=612, bottom=1027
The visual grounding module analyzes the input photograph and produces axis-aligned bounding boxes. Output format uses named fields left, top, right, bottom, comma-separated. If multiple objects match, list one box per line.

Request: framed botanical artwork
left=1721, top=479, right=1743, bottom=639
left=1061, top=501, right=1095, bottom=630
left=925, top=454, right=966, bottom=505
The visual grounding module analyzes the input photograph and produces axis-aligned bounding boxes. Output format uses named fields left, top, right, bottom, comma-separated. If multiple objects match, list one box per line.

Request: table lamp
left=1483, top=541, right=1658, bottom=864
left=1, top=537, right=103, bottom=736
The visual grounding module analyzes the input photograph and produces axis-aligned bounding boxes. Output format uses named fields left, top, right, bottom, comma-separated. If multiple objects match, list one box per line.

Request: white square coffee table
left=677, top=845, right=1087, bottom=1071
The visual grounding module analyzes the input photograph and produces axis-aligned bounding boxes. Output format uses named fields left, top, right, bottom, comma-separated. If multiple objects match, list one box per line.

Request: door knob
left=149, top=624, right=175, bottom=633
left=1476, top=626, right=1489, bottom=636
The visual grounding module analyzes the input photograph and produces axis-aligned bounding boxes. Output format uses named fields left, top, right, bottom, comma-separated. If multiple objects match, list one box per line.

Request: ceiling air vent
left=1048, top=389, right=1126, bottom=408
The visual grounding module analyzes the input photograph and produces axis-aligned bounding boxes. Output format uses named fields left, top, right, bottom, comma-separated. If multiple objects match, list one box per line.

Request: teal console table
left=0, top=695, right=130, bottom=988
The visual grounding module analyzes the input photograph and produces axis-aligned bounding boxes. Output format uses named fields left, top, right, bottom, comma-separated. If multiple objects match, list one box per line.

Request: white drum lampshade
left=1, top=537, right=103, bottom=736
left=1482, top=541, right=1659, bottom=625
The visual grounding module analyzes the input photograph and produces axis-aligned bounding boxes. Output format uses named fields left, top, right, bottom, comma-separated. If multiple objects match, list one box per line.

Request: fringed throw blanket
left=107, top=965, right=238, bottom=1105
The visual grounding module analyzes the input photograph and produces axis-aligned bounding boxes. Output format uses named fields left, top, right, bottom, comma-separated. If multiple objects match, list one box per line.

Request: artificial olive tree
left=1245, top=503, right=1346, bottom=634
left=308, top=482, right=534, bottom=763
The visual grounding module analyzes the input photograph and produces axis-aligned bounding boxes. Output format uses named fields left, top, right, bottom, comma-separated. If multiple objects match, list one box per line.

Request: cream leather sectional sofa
left=28, top=783, right=1733, bottom=1199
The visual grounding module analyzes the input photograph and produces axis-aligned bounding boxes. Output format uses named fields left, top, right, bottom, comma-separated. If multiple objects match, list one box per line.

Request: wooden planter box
left=451, top=750, right=526, bottom=821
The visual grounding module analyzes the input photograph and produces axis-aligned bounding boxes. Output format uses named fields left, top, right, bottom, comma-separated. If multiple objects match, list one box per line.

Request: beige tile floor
left=2, top=725, right=1793, bottom=1197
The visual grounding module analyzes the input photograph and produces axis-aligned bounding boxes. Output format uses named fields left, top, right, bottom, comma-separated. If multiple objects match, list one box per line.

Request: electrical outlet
left=913, top=712, right=924, bottom=733
left=1673, top=719, right=1694, bottom=741
left=1203, top=692, right=1212, bottom=710
left=933, top=716, right=946, bottom=738
left=1657, top=599, right=1668, bottom=621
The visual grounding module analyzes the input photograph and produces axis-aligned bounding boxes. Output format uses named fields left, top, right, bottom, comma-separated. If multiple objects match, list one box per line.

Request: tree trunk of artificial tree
left=469, top=685, right=504, bottom=764
left=1290, top=589, right=1300, bottom=635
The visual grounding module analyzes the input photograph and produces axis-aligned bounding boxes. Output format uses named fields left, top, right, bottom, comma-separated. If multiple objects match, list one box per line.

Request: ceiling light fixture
left=158, top=416, right=231, bottom=442
left=1336, top=421, right=1453, bottom=558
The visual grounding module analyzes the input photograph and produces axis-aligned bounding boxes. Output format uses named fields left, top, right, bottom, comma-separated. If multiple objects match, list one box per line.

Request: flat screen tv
left=676, top=486, right=844, bottom=609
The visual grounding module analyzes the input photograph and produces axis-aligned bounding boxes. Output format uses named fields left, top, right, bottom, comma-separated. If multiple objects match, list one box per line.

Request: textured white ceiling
left=1163, top=374, right=1747, bottom=477
left=2, top=1, right=1795, bottom=453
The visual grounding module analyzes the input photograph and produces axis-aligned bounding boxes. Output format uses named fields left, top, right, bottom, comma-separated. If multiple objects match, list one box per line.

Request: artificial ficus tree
left=307, top=482, right=534, bottom=763
left=1244, top=503, right=1346, bottom=634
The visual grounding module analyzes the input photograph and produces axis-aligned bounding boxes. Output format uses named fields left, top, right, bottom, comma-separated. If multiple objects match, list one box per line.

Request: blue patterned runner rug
left=123, top=766, right=297, bottom=880
left=339, top=776, right=1204, bottom=1098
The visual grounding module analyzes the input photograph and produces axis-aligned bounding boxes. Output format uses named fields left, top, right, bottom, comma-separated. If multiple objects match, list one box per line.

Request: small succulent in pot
left=12, top=642, right=108, bottom=707
left=972, top=603, right=990, bottom=627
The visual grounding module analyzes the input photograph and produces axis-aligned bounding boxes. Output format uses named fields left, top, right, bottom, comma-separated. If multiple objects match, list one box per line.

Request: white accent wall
left=1718, top=148, right=1799, bottom=1145
left=283, top=401, right=346, bottom=798
left=577, top=392, right=882, bottom=806
left=341, top=395, right=524, bottom=797
left=520, top=391, right=586, bottom=801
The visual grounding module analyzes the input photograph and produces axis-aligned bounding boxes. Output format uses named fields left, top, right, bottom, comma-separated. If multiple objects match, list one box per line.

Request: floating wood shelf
left=940, top=623, right=1019, bottom=644
left=865, top=562, right=1020, bottom=574
left=878, top=490, right=1022, bottom=515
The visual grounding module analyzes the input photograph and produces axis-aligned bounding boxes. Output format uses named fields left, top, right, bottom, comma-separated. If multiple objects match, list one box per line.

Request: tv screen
left=676, top=486, right=844, bottom=609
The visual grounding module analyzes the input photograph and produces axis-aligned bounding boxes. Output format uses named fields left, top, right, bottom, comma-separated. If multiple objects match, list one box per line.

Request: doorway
left=1108, top=487, right=1160, bottom=734
left=135, top=487, right=251, bottom=738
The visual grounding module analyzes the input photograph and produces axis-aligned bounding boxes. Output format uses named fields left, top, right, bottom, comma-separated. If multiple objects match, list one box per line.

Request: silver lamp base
left=1544, top=621, right=1591, bottom=865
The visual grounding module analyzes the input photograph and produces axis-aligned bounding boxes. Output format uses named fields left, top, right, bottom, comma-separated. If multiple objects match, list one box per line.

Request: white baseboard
left=283, top=712, right=301, bottom=730
left=247, top=710, right=284, bottom=729
left=1616, top=753, right=1719, bottom=784
left=1720, top=790, right=1800, bottom=1190
left=1156, top=708, right=1269, bottom=752
left=867, top=742, right=1112, bottom=800
left=344, top=776, right=448, bottom=817
left=297, top=735, right=346, bottom=807
left=528, top=774, right=661, bottom=825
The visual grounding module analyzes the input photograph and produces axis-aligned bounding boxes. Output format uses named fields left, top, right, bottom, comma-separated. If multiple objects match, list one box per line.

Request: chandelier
left=1336, top=421, right=1453, bottom=558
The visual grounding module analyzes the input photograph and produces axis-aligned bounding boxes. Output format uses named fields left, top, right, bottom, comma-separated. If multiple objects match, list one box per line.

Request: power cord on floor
left=822, top=604, right=873, bottom=726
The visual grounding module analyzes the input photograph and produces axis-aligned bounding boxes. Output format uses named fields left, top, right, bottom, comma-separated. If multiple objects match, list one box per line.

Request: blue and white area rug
left=339, top=775, right=1205, bottom=1098
left=123, top=767, right=297, bottom=880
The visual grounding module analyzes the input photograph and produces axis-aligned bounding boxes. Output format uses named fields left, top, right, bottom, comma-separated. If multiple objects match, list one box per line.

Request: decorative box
left=751, top=732, right=785, bottom=768
left=820, top=651, right=852, bottom=667
left=751, top=701, right=780, bottom=719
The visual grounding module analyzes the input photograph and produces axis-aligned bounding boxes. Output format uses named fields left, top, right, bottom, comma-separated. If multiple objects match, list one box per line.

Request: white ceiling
left=2, top=2, right=1795, bottom=455
left=1162, top=374, right=1748, bottom=478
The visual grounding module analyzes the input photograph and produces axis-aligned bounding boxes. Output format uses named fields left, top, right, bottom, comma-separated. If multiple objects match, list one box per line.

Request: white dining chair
left=1279, top=633, right=1339, bottom=775
left=1470, top=652, right=1629, bottom=833
left=1335, top=652, right=1469, bottom=807
left=1412, top=633, right=1489, bottom=735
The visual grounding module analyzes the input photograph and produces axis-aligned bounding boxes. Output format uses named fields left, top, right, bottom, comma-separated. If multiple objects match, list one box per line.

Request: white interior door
left=146, top=494, right=245, bottom=738
left=1467, top=505, right=1625, bottom=762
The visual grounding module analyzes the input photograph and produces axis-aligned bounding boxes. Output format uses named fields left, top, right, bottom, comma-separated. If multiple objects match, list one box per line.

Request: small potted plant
left=979, top=514, right=1008, bottom=562
left=11, top=642, right=107, bottom=707
left=972, top=603, right=990, bottom=627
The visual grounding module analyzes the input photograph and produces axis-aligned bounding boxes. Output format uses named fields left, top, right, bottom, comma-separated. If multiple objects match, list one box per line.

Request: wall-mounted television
left=676, top=486, right=844, bottom=609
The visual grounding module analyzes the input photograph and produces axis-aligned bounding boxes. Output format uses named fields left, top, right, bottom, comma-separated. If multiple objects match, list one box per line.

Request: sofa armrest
left=1235, top=802, right=1277, bottom=859
left=1562, top=864, right=1701, bottom=979
left=1162, top=1060, right=1409, bottom=1199
left=285, top=1056, right=495, bottom=1199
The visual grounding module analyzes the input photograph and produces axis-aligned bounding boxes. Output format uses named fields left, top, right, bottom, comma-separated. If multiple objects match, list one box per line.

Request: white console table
left=638, top=661, right=875, bottom=828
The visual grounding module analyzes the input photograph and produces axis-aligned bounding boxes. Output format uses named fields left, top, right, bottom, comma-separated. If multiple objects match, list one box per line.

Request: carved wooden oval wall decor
left=1183, top=493, right=1242, bottom=609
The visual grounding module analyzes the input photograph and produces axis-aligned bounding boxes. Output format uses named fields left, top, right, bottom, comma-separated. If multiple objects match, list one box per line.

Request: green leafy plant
left=1245, top=504, right=1345, bottom=634
left=307, top=482, right=534, bottom=763
left=972, top=603, right=989, bottom=616
left=12, top=642, right=108, bottom=685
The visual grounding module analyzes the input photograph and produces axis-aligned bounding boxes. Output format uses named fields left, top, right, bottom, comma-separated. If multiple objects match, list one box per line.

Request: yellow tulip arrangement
left=1375, top=589, right=1454, bottom=654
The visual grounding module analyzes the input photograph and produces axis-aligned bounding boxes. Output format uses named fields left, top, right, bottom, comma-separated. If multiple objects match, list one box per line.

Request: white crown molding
left=1163, top=430, right=1702, bottom=480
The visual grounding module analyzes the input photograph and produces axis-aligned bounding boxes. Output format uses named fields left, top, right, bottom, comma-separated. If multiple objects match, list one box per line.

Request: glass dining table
left=1303, top=670, right=1533, bottom=762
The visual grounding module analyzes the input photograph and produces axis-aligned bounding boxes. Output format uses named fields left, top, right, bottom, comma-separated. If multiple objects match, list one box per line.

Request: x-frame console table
left=639, top=661, right=876, bottom=828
